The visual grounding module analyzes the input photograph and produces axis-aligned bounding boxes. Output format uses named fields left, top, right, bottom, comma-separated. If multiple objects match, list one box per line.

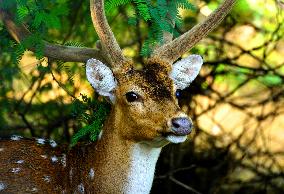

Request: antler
left=90, top=0, right=129, bottom=70
left=150, top=0, right=237, bottom=64
left=0, top=3, right=105, bottom=63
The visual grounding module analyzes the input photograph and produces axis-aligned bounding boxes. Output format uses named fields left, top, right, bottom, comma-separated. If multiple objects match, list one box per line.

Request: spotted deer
left=0, top=0, right=236, bottom=193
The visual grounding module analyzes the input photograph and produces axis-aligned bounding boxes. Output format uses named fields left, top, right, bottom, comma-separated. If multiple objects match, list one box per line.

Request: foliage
left=106, top=0, right=195, bottom=56
left=1, top=0, right=69, bottom=63
left=70, top=94, right=111, bottom=146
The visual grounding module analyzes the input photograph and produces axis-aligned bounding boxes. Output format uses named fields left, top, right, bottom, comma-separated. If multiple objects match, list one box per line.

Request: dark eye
left=175, top=89, right=181, bottom=99
left=125, top=92, right=139, bottom=102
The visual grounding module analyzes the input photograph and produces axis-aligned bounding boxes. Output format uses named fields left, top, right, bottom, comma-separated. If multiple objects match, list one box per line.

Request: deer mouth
left=161, top=132, right=188, bottom=144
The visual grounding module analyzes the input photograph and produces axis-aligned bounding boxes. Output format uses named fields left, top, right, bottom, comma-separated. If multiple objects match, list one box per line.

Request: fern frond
left=64, top=41, right=84, bottom=47
left=63, top=64, right=75, bottom=84
left=32, top=11, right=45, bottom=28
left=13, top=43, right=26, bottom=64
left=0, top=0, right=16, bottom=9
left=56, top=60, right=65, bottom=71
left=133, top=0, right=151, bottom=21
left=16, top=5, right=29, bottom=23
left=176, top=0, right=195, bottom=10
left=105, top=0, right=131, bottom=13
left=34, top=41, right=44, bottom=59
left=128, top=16, right=138, bottom=25
left=45, top=14, right=61, bottom=29
left=51, top=4, right=69, bottom=16
left=71, top=96, right=111, bottom=146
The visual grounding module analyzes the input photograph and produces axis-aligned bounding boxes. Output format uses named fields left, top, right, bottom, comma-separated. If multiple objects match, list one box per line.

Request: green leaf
left=45, top=14, right=61, bottom=29
left=258, top=75, right=283, bottom=86
left=32, top=11, right=46, bottom=28
left=134, top=0, right=151, bottom=21
left=13, top=43, right=26, bottom=64
left=0, top=0, right=16, bottom=9
left=105, top=0, right=131, bottom=13
left=37, top=64, right=49, bottom=73
left=16, top=5, right=29, bottom=22
left=128, top=17, right=137, bottom=25
left=34, top=41, right=45, bottom=59
left=51, top=4, right=69, bottom=16
left=71, top=96, right=111, bottom=146
left=176, top=0, right=195, bottom=10
left=64, top=41, right=84, bottom=47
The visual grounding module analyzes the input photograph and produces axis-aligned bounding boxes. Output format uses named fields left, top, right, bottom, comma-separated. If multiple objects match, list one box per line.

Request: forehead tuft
left=121, top=64, right=173, bottom=100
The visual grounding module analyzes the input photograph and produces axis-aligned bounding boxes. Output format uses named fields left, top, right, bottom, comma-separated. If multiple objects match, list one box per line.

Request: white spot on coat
left=61, top=154, right=66, bottom=167
left=77, top=183, right=85, bottom=193
left=11, top=135, right=22, bottom=141
left=11, top=167, right=21, bottom=173
left=43, top=175, right=51, bottom=183
left=89, top=168, right=95, bottom=180
left=0, top=182, right=6, bottom=191
left=51, top=156, right=58, bottom=163
left=31, top=187, right=38, bottom=192
left=0, top=148, right=4, bottom=152
left=69, top=168, right=73, bottom=181
left=16, top=160, right=24, bottom=164
left=49, top=139, right=57, bottom=148
left=36, top=138, right=45, bottom=145
left=40, top=155, right=48, bottom=159
left=98, top=130, right=103, bottom=140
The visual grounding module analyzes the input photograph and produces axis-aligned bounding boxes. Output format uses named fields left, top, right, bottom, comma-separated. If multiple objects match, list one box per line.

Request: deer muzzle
left=171, top=117, right=192, bottom=136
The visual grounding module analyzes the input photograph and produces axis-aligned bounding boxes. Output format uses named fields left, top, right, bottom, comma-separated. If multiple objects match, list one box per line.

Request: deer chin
left=141, top=136, right=170, bottom=148
left=144, top=134, right=187, bottom=147
left=165, top=134, right=187, bottom=144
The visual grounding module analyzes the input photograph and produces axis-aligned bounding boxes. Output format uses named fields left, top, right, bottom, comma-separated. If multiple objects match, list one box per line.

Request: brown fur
left=0, top=139, right=67, bottom=193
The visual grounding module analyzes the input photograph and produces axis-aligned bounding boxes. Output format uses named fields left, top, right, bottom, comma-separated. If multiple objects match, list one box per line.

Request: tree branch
left=0, top=5, right=106, bottom=63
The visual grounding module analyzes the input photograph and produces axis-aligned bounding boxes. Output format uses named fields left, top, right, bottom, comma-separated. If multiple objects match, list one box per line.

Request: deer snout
left=171, top=117, right=192, bottom=136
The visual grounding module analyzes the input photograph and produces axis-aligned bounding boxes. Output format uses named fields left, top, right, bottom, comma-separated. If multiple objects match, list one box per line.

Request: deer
left=0, top=0, right=236, bottom=193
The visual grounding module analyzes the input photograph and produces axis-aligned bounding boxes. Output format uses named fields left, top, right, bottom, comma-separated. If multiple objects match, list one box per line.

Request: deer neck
left=90, top=108, right=162, bottom=194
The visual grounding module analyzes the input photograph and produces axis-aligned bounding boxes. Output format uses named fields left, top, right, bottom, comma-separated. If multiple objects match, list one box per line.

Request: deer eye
left=175, top=89, right=182, bottom=99
left=125, top=92, right=139, bottom=102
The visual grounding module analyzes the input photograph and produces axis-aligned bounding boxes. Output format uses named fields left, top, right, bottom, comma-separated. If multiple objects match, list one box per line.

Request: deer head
left=84, top=0, right=237, bottom=147
left=86, top=54, right=203, bottom=147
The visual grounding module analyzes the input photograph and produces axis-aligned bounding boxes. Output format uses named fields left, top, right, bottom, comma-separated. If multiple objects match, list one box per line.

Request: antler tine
left=90, top=0, right=128, bottom=70
left=150, top=0, right=236, bottom=64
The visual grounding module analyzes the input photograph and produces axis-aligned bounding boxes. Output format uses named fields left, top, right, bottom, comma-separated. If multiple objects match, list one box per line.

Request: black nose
left=171, top=117, right=192, bottom=135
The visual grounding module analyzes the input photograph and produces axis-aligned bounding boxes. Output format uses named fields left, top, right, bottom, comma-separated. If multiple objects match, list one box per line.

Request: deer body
left=0, top=134, right=159, bottom=194
left=0, top=0, right=236, bottom=193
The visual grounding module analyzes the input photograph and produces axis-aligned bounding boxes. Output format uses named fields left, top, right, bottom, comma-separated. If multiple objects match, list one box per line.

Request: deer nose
left=171, top=117, right=192, bottom=135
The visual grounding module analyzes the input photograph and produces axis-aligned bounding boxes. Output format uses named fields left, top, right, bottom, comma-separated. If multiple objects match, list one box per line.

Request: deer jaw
left=86, top=54, right=203, bottom=147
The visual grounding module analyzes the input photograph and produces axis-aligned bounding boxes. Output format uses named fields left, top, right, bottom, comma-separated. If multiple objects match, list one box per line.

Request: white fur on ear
left=86, top=58, right=117, bottom=102
left=170, top=54, right=203, bottom=90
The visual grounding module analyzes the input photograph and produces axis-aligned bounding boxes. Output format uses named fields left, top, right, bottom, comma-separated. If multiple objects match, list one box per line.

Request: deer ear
left=170, top=54, right=203, bottom=90
left=86, top=58, right=117, bottom=103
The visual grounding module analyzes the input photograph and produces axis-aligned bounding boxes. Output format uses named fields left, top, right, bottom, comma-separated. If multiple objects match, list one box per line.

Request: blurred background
left=0, top=0, right=283, bottom=193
